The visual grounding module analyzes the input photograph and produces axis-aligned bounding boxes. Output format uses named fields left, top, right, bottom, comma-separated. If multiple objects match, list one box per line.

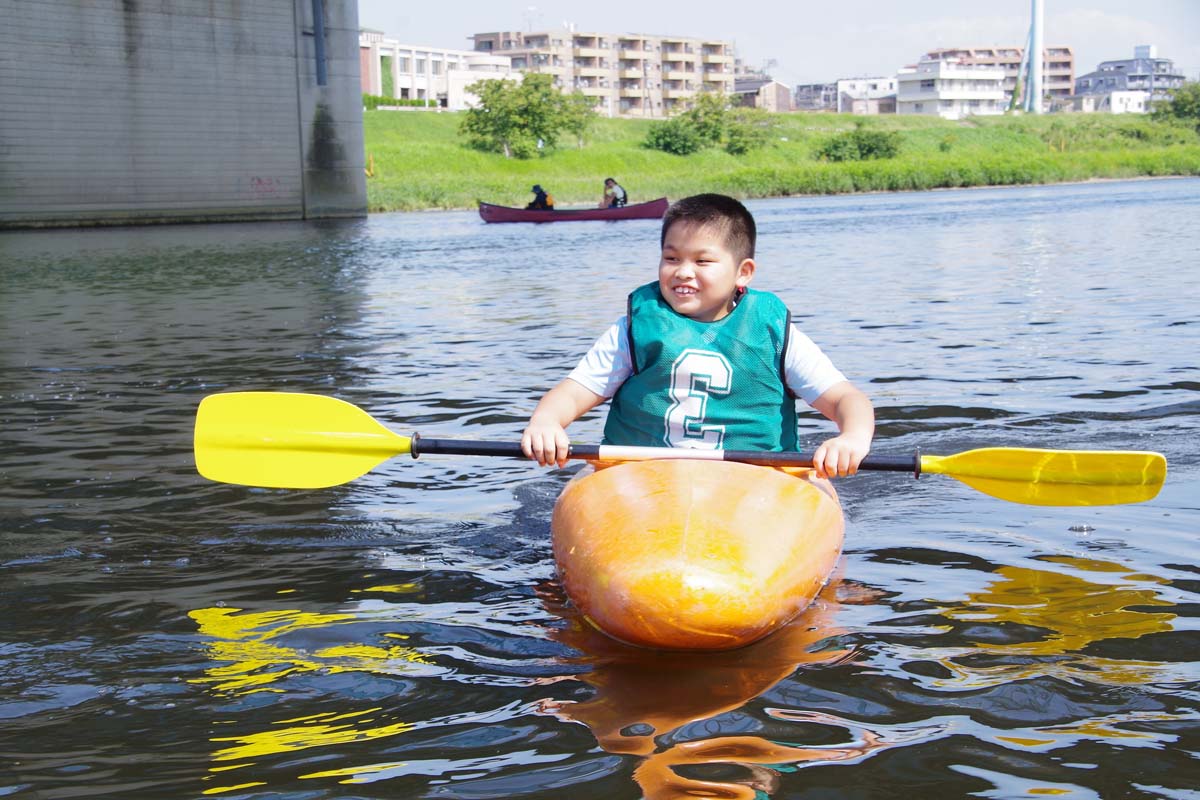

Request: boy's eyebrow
left=663, top=243, right=721, bottom=256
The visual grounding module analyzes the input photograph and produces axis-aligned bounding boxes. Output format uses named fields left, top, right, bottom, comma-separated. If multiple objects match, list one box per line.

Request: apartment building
left=924, top=45, right=1074, bottom=110
left=897, top=59, right=1006, bottom=120
left=471, top=30, right=736, bottom=117
left=360, top=30, right=514, bottom=110
left=1074, top=45, right=1185, bottom=106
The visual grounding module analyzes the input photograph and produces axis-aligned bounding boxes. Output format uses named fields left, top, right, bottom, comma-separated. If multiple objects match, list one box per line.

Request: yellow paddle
left=194, top=392, right=1167, bottom=506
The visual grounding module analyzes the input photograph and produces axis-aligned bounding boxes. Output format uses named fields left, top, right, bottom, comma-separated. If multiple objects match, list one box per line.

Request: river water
left=2, top=178, right=1197, bottom=799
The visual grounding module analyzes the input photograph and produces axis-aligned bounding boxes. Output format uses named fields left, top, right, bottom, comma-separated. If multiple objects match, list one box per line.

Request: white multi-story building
left=836, top=77, right=897, bottom=114
left=924, top=46, right=1075, bottom=110
left=359, top=30, right=515, bottom=110
left=896, top=59, right=1006, bottom=119
left=470, top=29, right=736, bottom=117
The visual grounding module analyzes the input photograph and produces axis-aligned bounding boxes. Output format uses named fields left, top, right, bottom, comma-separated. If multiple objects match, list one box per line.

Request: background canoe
left=552, top=459, right=845, bottom=651
left=479, top=197, right=668, bottom=223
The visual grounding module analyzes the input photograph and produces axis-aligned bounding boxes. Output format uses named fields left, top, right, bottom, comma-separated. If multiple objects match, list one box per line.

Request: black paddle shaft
left=410, top=435, right=921, bottom=477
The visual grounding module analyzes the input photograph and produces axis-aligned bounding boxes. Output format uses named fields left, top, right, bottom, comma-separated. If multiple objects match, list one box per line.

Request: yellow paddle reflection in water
left=921, top=557, right=1186, bottom=757
left=189, top=604, right=438, bottom=795
left=938, top=555, right=1177, bottom=688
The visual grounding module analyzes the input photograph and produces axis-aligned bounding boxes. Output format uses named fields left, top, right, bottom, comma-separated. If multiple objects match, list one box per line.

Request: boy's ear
left=736, top=258, right=756, bottom=288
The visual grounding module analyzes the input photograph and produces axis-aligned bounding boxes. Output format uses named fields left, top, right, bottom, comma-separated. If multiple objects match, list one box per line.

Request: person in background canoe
left=521, top=193, right=875, bottom=479
left=526, top=184, right=554, bottom=210
left=600, top=177, right=627, bottom=208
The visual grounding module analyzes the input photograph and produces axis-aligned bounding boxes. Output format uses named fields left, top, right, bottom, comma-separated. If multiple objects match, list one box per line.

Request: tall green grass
left=363, top=110, right=1200, bottom=212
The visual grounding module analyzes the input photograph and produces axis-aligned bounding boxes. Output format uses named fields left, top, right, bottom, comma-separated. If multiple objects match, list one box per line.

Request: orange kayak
left=551, top=459, right=844, bottom=651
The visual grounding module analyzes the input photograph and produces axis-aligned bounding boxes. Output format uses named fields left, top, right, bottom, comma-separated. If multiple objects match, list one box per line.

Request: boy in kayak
left=521, top=193, right=874, bottom=479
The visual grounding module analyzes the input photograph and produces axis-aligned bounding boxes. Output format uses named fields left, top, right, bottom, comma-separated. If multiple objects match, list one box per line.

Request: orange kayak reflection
left=537, top=579, right=895, bottom=797
left=539, top=589, right=852, bottom=755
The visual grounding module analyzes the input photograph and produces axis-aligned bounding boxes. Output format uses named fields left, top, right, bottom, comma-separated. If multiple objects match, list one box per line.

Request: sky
left=357, top=0, right=1199, bottom=87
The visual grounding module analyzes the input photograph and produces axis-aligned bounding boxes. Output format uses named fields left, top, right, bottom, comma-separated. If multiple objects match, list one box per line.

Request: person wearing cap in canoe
left=522, top=193, right=875, bottom=479
left=526, top=184, right=554, bottom=210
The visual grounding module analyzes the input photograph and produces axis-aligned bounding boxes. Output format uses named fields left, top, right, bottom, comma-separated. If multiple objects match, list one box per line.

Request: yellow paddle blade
left=194, top=392, right=412, bottom=489
left=920, top=448, right=1167, bottom=506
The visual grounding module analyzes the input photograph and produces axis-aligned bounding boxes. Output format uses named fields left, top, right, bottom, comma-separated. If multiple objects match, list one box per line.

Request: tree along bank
left=363, top=110, right=1200, bottom=213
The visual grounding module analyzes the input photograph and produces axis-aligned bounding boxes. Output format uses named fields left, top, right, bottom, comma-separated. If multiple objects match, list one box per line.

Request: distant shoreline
left=362, top=110, right=1200, bottom=214
left=381, top=174, right=1198, bottom=215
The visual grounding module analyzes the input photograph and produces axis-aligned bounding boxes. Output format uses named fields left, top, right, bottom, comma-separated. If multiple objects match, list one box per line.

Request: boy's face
left=658, top=221, right=755, bottom=322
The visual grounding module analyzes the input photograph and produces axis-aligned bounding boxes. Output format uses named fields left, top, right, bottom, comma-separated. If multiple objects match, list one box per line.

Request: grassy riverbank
left=363, top=110, right=1200, bottom=212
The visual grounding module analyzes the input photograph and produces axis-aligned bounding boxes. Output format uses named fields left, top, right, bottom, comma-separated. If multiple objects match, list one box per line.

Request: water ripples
left=1, top=179, right=1198, bottom=798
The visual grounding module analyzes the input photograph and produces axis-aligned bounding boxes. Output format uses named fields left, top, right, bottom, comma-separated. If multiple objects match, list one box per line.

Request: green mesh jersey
left=602, top=282, right=799, bottom=450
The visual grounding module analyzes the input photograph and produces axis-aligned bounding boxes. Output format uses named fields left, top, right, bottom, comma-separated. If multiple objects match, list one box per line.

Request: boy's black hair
left=660, top=194, right=756, bottom=262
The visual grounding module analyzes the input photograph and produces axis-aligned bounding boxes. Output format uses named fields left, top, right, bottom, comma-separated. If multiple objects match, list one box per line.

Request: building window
left=921, top=79, right=935, bottom=90
left=398, top=57, right=409, bottom=71
left=416, top=58, right=426, bottom=73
